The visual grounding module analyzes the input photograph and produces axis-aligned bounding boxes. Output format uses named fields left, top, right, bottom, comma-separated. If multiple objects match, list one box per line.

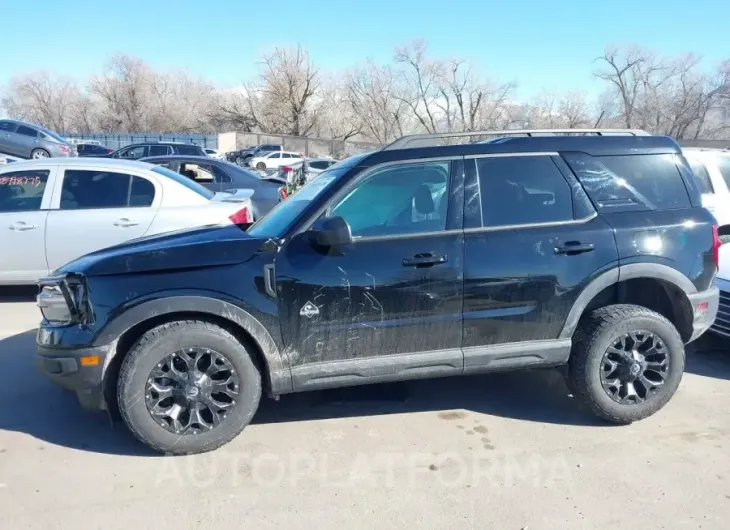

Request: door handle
left=402, top=253, right=447, bottom=267
left=9, top=221, right=37, bottom=231
left=113, top=218, right=139, bottom=228
left=554, top=241, right=595, bottom=255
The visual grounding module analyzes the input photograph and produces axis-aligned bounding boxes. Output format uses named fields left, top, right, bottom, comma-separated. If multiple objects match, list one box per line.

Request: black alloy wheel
left=600, top=331, right=669, bottom=405
left=145, top=347, right=241, bottom=435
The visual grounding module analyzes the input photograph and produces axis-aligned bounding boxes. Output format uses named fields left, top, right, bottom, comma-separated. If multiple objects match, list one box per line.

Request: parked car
left=682, top=148, right=730, bottom=243
left=67, top=139, right=103, bottom=146
left=76, top=143, right=114, bottom=157
left=0, top=119, right=77, bottom=159
left=104, top=142, right=206, bottom=160
left=710, top=243, right=730, bottom=338
left=0, top=158, right=254, bottom=285
left=35, top=128, right=720, bottom=455
left=248, top=150, right=303, bottom=170
left=278, top=157, right=336, bottom=183
left=140, top=155, right=285, bottom=218
left=204, top=148, right=224, bottom=159
left=234, top=144, right=283, bottom=165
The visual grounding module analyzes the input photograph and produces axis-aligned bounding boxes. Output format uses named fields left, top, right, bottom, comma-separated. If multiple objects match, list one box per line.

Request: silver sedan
left=0, top=158, right=254, bottom=285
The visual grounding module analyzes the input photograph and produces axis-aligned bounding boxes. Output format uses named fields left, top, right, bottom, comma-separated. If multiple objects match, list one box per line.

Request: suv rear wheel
left=567, top=304, right=684, bottom=424
left=117, top=320, right=262, bottom=455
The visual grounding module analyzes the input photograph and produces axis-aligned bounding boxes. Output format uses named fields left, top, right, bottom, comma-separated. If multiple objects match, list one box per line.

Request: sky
left=1, top=0, right=729, bottom=101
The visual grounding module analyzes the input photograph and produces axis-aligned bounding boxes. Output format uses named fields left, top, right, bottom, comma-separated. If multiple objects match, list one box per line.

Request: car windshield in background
left=39, top=127, right=66, bottom=143
left=151, top=165, right=216, bottom=199
left=247, top=167, right=344, bottom=238
left=716, top=156, right=730, bottom=189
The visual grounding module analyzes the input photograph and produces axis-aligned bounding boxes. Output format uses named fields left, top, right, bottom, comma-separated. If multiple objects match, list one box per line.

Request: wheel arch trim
left=96, top=295, right=292, bottom=393
left=559, top=263, right=696, bottom=339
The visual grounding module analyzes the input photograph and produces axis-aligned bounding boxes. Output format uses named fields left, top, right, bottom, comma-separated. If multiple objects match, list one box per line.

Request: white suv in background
left=683, top=148, right=730, bottom=243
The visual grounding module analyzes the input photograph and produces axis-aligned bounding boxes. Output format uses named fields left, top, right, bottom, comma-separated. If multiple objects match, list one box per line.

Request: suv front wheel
left=567, top=304, right=684, bottom=424
left=117, top=320, right=262, bottom=455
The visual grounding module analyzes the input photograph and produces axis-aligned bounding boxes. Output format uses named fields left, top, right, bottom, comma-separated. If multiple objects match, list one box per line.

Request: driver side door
left=274, top=158, right=465, bottom=391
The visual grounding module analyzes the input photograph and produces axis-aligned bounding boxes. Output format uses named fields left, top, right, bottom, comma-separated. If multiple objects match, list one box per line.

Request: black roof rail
left=382, top=128, right=652, bottom=151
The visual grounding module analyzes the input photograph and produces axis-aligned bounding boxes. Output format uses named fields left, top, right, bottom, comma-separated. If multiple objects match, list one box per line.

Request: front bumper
left=35, top=330, right=111, bottom=410
left=709, top=278, right=730, bottom=339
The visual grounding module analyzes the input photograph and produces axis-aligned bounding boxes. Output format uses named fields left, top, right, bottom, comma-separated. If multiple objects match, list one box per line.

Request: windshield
left=151, top=165, right=216, bottom=199
left=247, top=169, right=344, bottom=238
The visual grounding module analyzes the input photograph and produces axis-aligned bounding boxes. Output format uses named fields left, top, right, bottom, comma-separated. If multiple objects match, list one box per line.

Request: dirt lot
left=1, top=287, right=730, bottom=529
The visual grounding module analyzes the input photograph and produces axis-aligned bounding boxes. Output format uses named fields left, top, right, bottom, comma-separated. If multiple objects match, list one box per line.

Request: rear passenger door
left=462, top=154, right=618, bottom=354
left=45, top=167, right=160, bottom=270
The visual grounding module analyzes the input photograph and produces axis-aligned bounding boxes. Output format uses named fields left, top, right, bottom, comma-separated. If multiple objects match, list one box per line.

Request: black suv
left=35, top=129, right=720, bottom=455
left=104, top=142, right=206, bottom=160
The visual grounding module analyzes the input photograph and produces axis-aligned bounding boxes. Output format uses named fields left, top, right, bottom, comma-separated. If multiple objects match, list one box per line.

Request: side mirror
left=310, top=216, right=352, bottom=248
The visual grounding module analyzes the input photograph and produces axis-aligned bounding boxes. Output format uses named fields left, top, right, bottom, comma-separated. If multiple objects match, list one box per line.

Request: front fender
left=96, top=294, right=292, bottom=393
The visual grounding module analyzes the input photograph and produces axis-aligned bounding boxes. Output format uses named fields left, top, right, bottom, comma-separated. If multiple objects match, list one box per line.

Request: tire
left=719, top=235, right=730, bottom=245
left=117, top=320, right=262, bottom=455
left=256, top=162, right=266, bottom=170
left=31, top=148, right=50, bottom=159
left=567, top=304, right=684, bottom=425
left=235, top=156, right=244, bottom=166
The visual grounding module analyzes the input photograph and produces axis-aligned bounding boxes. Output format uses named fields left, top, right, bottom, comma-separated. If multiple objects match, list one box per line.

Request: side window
left=176, top=145, right=202, bottom=155
left=687, top=158, right=714, bottom=194
left=119, top=145, right=147, bottom=158
left=147, top=145, right=169, bottom=156
left=60, top=170, right=134, bottom=210
left=564, top=153, right=690, bottom=211
left=16, top=125, right=39, bottom=138
left=212, top=166, right=231, bottom=183
left=309, top=161, right=327, bottom=170
left=129, top=176, right=155, bottom=206
left=476, top=156, right=574, bottom=227
left=330, top=162, right=450, bottom=238
left=0, top=170, right=50, bottom=212
left=269, top=153, right=281, bottom=159
left=0, top=121, right=16, bottom=132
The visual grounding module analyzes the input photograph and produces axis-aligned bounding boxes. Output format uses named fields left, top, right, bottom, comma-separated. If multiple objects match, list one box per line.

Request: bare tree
left=345, top=61, right=410, bottom=143
left=1, top=71, right=82, bottom=132
left=393, top=40, right=441, bottom=133
left=89, top=54, right=152, bottom=131
left=255, top=45, right=320, bottom=136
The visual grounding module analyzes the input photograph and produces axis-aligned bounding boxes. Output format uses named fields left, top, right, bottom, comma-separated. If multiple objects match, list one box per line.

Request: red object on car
left=229, top=206, right=253, bottom=225
left=712, top=224, right=721, bottom=269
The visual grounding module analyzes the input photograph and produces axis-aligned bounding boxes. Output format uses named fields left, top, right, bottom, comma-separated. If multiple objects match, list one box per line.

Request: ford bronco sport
left=35, top=129, right=721, bottom=455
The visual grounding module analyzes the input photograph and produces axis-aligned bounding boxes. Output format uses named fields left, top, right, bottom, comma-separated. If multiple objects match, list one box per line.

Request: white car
left=0, top=158, right=254, bottom=285
left=683, top=148, right=730, bottom=242
left=248, top=151, right=303, bottom=171
left=204, top=148, right=224, bottom=159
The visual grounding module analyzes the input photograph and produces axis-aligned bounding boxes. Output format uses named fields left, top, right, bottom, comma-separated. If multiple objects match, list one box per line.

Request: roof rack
left=382, top=128, right=652, bottom=151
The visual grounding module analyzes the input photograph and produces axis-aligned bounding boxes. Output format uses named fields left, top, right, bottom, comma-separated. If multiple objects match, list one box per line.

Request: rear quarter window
left=176, top=145, right=205, bottom=156
left=563, top=153, right=691, bottom=212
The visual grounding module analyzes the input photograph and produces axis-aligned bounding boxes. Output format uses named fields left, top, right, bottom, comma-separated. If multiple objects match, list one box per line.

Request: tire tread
left=568, top=304, right=683, bottom=424
left=117, top=319, right=261, bottom=455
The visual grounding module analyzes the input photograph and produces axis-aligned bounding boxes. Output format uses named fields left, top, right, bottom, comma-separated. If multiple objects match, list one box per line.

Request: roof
left=356, top=134, right=682, bottom=169
left=0, top=157, right=155, bottom=171
left=142, top=155, right=213, bottom=162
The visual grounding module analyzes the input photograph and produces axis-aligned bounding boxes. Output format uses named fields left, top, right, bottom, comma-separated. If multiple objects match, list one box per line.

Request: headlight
left=37, top=275, right=90, bottom=326
left=37, top=286, right=73, bottom=325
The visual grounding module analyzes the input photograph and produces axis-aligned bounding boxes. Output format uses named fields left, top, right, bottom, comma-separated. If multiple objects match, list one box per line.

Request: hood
left=57, top=224, right=266, bottom=277
left=718, top=243, right=730, bottom=281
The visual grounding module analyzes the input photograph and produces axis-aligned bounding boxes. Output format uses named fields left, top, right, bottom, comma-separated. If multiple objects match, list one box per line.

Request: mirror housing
left=310, top=216, right=353, bottom=248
